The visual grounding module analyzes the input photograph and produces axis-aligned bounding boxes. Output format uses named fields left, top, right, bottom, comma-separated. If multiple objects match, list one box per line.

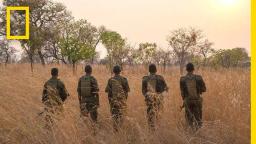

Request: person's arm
left=160, top=75, right=168, bottom=92
left=123, top=78, right=130, bottom=93
left=77, top=78, right=82, bottom=103
left=197, top=75, right=206, bottom=94
left=42, top=82, right=48, bottom=103
left=92, top=77, right=100, bottom=106
left=122, top=78, right=130, bottom=99
left=105, top=79, right=112, bottom=98
left=180, top=77, right=186, bottom=100
left=142, top=76, right=147, bottom=96
left=58, top=80, right=69, bottom=102
left=91, top=77, right=99, bottom=93
left=105, top=79, right=111, bottom=93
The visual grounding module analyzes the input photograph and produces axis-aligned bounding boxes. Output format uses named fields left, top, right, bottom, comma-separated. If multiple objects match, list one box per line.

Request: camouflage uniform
left=142, top=74, right=168, bottom=130
left=105, top=75, right=130, bottom=131
left=180, top=73, right=206, bottom=129
left=42, top=77, right=69, bottom=122
left=77, top=75, right=99, bottom=122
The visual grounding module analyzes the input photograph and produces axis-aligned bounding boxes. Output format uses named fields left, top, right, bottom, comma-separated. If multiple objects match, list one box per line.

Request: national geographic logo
left=6, top=6, right=30, bottom=40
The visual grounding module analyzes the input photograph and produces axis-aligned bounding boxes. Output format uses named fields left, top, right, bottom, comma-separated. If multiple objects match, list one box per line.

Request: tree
left=101, top=30, right=126, bottom=70
left=138, top=42, right=157, bottom=65
left=209, top=48, right=249, bottom=68
left=1, top=0, right=72, bottom=67
left=153, top=48, right=172, bottom=71
left=167, top=28, right=203, bottom=74
left=198, top=39, right=214, bottom=66
left=0, top=39, right=16, bottom=66
left=122, top=44, right=139, bottom=65
left=59, top=20, right=96, bottom=72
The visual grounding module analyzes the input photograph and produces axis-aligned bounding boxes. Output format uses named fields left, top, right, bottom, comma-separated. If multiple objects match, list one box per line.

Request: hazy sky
left=1, top=0, right=250, bottom=58
left=54, top=0, right=251, bottom=57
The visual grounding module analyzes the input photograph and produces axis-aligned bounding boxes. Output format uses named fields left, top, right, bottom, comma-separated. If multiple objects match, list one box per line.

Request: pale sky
left=1, top=0, right=251, bottom=58
left=54, top=0, right=251, bottom=57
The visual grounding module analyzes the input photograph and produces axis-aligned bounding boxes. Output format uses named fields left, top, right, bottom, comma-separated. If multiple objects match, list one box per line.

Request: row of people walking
left=42, top=63, right=206, bottom=131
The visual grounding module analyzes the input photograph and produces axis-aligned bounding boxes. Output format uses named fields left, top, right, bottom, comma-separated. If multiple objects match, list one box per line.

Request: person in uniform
left=77, top=65, right=99, bottom=123
left=180, top=63, right=206, bottom=130
left=142, top=64, right=168, bottom=130
left=42, top=68, right=69, bottom=123
left=105, top=65, right=130, bottom=131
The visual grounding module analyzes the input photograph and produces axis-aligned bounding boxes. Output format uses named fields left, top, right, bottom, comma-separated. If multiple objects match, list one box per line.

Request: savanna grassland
left=0, top=64, right=250, bottom=144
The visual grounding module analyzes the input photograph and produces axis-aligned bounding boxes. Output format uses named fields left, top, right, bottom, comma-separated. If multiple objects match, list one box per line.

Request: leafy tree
left=1, top=0, right=72, bottom=70
left=59, top=20, right=96, bottom=72
left=209, top=48, right=249, bottom=68
left=101, top=30, right=127, bottom=70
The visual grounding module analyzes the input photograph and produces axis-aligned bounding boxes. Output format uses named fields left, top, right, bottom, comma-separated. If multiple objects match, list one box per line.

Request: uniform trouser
left=80, top=103, right=98, bottom=123
left=184, top=98, right=202, bottom=129
left=109, top=98, right=127, bottom=132
left=145, top=93, right=163, bottom=130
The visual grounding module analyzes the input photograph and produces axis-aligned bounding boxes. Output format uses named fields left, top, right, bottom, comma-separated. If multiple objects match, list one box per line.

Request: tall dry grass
left=0, top=64, right=250, bottom=144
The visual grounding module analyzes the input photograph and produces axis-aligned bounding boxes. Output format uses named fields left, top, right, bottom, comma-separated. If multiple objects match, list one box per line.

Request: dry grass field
left=0, top=64, right=250, bottom=144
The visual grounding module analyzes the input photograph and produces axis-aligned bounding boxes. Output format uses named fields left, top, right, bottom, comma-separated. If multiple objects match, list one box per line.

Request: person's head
left=113, top=65, right=121, bottom=75
left=186, top=63, right=194, bottom=72
left=51, top=68, right=58, bottom=77
left=85, top=65, right=92, bottom=74
left=149, top=64, right=157, bottom=74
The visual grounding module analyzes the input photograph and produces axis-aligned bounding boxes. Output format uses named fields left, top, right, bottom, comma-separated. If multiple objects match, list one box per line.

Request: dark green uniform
left=105, top=75, right=130, bottom=131
left=42, top=77, right=69, bottom=122
left=142, top=74, right=168, bottom=130
left=77, top=75, right=99, bottom=122
left=180, top=73, right=206, bottom=129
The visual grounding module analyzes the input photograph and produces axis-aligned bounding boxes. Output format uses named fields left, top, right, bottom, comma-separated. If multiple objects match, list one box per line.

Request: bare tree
left=167, top=28, right=203, bottom=74
left=153, top=48, right=172, bottom=72
left=138, top=42, right=157, bottom=65
left=0, top=39, right=16, bottom=66
left=198, top=39, right=214, bottom=66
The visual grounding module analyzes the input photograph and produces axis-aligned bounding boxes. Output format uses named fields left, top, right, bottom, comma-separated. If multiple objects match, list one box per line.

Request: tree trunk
left=60, top=54, right=67, bottom=64
left=38, top=50, right=45, bottom=65
left=72, top=62, right=76, bottom=74
left=90, top=57, right=94, bottom=64
left=29, top=55, right=34, bottom=73
left=163, top=61, right=166, bottom=73
left=62, top=59, right=67, bottom=64
left=5, top=52, right=9, bottom=67
left=179, top=58, right=185, bottom=75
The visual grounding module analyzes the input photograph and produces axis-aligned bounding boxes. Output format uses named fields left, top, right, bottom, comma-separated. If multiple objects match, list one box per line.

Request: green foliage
left=191, top=55, right=203, bottom=66
left=209, top=48, right=249, bottom=68
left=101, top=31, right=126, bottom=67
left=1, top=0, right=73, bottom=66
left=59, top=20, right=96, bottom=65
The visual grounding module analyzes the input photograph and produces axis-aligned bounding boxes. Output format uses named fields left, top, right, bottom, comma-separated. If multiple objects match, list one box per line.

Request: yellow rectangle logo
left=6, top=6, right=29, bottom=40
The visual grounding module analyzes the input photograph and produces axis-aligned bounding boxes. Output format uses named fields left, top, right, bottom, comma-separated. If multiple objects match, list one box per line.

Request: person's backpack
left=156, top=76, right=166, bottom=93
left=147, top=76, right=157, bottom=93
left=44, top=81, right=63, bottom=106
left=185, top=75, right=200, bottom=99
left=80, top=76, right=92, bottom=101
left=111, top=77, right=125, bottom=99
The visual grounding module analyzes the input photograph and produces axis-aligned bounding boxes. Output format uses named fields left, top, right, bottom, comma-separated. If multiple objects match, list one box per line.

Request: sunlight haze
left=54, top=0, right=251, bottom=57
